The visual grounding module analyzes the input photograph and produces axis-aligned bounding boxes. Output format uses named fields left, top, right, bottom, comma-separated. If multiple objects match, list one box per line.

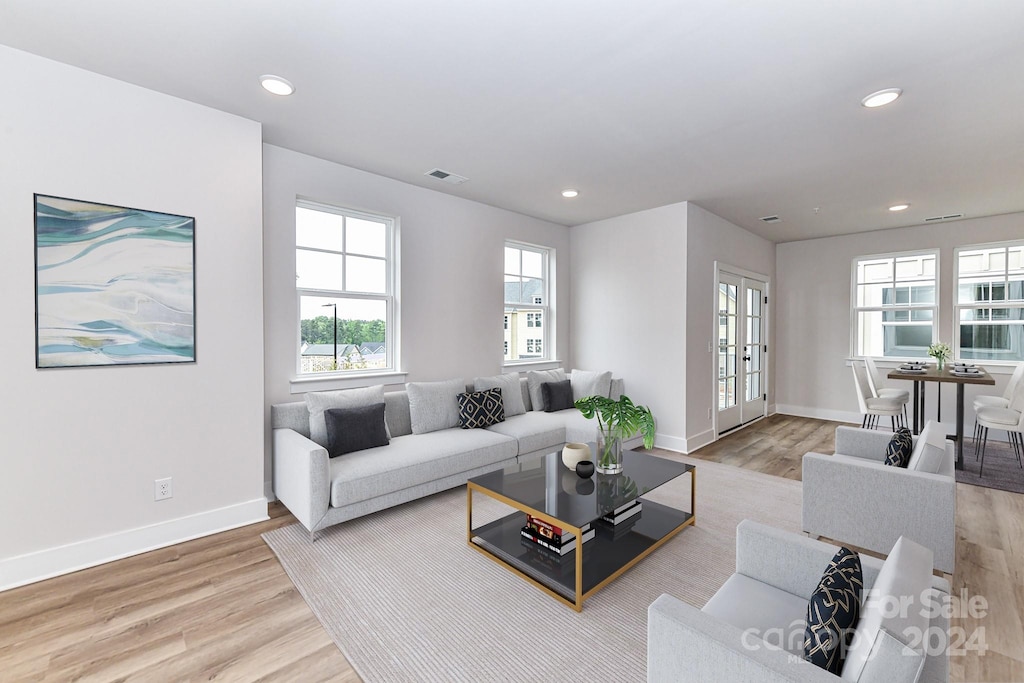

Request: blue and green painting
left=35, top=194, right=195, bottom=367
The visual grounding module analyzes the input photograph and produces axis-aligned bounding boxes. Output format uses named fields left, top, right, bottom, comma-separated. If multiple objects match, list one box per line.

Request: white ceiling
left=1, top=1, right=1023, bottom=242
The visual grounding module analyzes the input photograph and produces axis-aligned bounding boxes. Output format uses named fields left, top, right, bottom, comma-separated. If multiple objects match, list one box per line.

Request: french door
left=717, top=271, right=767, bottom=434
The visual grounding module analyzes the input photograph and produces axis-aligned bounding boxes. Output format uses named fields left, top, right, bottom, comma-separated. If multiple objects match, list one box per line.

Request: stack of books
left=521, top=515, right=594, bottom=556
left=601, top=500, right=642, bottom=526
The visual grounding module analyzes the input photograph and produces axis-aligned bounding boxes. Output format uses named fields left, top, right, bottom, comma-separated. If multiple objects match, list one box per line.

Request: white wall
left=685, top=203, right=776, bottom=450
left=0, top=47, right=266, bottom=590
left=263, top=145, right=570, bottom=485
left=570, top=203, right=689, bottom=447
left=776, top=212, right=1024, bottom=424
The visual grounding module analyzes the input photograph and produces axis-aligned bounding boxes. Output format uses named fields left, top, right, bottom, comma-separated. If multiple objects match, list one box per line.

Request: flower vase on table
left=927, top=342, right=952, bottom=371
left=574, top=393, right=657, bottom=476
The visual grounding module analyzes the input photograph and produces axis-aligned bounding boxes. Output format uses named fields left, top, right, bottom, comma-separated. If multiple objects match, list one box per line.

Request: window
left=852, top=251, right=937, bottom=358
left=504, top=241, right=552, bottom=362
left=955, top=243, right=1024, bottom=362
left=296, top=201, right=396, bottom=374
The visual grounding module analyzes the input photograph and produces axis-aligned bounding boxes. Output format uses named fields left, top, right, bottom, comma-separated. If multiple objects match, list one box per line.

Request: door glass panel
left=747, top=371, right=760, bottom=402
left=718, top=379, right=728, bottom=409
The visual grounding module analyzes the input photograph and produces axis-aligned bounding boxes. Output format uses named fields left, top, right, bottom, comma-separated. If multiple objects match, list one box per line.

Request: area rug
left=262, top=455, right=803, bottom=683
left=957, top=437, right=1024, bottom=494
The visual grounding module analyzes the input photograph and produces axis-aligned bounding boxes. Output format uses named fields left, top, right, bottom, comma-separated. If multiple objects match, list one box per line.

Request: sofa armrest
left=802, top=451, right=956, bottom=573
left=647, top=594, right=837, bottom=683
left=272, top=428, right=331, bottom=533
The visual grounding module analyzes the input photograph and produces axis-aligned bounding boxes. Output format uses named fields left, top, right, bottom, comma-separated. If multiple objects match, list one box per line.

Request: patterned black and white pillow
left=804, top=546, right=863, bottom=674
left=457, top=388, right=505, bottom=429
left=884, top=427, right=914, bottom=467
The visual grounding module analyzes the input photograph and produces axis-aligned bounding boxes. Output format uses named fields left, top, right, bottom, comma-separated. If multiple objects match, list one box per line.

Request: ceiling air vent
left=424, top=168, right=469, bottom=185
left=759, top=215, right=781, bottom=223
left=924, top=213, right=964, bottom=222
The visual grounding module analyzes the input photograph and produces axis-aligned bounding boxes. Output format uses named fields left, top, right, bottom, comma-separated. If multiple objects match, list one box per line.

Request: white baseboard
left=775, top=404, right=861, bottom=425
left=0, top=498, right=269, bottom=592
left=652, top=433, right=687, bottom=454
left=683, top=429, right=716, bottom=454
left=264, top=479, right=277, bottom=502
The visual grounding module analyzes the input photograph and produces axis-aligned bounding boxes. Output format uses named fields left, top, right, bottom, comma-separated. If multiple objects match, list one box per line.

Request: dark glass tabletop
left=469, top=446, right=693, bottom=530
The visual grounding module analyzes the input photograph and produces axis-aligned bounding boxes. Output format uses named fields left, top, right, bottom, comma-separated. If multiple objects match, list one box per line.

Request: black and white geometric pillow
left=884, top=427, right=914, bottom=467
left=457, top=387, right=505, bottom=429
left=804, top=546, right=863, bottom=674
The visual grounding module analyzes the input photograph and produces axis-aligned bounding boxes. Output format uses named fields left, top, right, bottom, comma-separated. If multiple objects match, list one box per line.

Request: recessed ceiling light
left=861, top=88, right=902, bottom=108
left=889, top=204, right=910, bottom=212
left=259, top=74, right=295, bottom=96
left=561, top=189, right=579, bottom=198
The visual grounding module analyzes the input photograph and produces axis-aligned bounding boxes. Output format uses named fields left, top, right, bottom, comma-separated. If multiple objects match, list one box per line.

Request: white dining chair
left=973, top=363, right=1024, bottom=441
left=864, top=356, right=910, bottom=425
left=852, top=362, right=905, bottom=430
left=974, top=377, right=1024, bottom=476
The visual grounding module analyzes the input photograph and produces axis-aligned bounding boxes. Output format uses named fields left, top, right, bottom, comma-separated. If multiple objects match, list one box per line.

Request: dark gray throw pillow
left=541, top=379, right=574, bottom=412
left=457, top=387, right=505, bottom=429
left=324, top=402, right=389, bottom=458
left=884, top=427, right=913, bottom=467
left=804, top=546, right=863, bottom=674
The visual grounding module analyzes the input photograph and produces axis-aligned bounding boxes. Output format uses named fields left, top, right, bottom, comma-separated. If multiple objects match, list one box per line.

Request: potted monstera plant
left=574, top=394, right=656, bottom=474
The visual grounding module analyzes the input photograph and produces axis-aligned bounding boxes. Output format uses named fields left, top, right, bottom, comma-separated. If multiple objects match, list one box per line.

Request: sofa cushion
left=541, top=379, right=575, bottom=412
left=884, top=428, right=913, bottom=467
left=457, top=388, right=505, bottom=429
left=329, top=428, right=517, bottom=507
left=804, top=547, right=863, bottom=674
left=701, top=573, right=809, bottom=657
left=841, top=536, right=932, bottom=682
left=485, top=411, right=565, bottom=455
left=527, top=368, right=567, bottom=412
left=474, top=372, right=526, bottom=417
left=570, top=369, right=612, bottom=401
left=407, top=378, right=464, bottom=434
left=305, top=385, right=386, bottom=447
left=325, top=403, right=389, bottom=458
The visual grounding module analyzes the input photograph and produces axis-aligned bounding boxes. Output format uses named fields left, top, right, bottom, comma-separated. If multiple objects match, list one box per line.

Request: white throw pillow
left=841, top=536, right=932, bottom=682
left=407, top=378, right=465, bottom=434
left=526, top=369, right=567, bottom=412
left=305, top=385, right=386, bottom=448
left=570, top=369, right=612, bottom=402
left=474, top=372, right=526, bottom=417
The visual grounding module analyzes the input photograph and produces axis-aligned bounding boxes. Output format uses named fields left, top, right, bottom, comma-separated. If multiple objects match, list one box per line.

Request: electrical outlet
left=155, top=477, right=173, bottom=501
left=707, top=407, right=712, bottom=419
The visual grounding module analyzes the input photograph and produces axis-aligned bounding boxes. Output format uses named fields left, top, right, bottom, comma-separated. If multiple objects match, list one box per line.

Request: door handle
left=742, top=355, right=751, bottom=361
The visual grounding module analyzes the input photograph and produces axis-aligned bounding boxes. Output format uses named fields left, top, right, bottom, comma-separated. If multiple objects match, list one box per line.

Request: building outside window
left=852, top=251, right=937, bottom=358
left=504, top=241, right=551, bottom=362
left=955, top=242, right=1024, bottom=362
left=295, top=201, right=396, bottom=374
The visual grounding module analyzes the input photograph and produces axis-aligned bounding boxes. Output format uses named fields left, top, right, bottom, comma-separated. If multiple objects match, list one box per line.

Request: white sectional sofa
left=271, top=374, right=626, bottom=537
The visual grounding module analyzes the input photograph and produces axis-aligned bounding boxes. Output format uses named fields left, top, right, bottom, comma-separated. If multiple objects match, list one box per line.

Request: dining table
left=887, top=364, right=995, bottom=470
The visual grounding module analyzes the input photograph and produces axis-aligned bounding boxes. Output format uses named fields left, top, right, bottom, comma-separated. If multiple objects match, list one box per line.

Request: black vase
left=575, top=461, right=595, bottom=478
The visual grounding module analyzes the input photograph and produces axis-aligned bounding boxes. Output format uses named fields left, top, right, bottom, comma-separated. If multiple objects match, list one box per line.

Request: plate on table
left=951, top=368, right=982, bottom=376
left=897, top=368, right=927, bottom=374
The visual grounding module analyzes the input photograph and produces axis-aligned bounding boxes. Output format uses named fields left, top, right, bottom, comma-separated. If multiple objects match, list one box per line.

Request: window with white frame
left=504, top=241, right=551, bottom=362
left=955, top=242, right=1024, bottom=362
left=296, top=201, right=396, bottom=374
left=852, top=251, right=937, bottom=358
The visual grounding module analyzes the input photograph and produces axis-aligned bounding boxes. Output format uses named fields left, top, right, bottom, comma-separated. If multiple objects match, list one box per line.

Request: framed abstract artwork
left=34, top=194, right=196, bottom=368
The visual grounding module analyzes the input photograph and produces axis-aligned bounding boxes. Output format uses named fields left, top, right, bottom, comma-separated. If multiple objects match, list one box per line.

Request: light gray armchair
left=648, top=520, right=950, bottom=683
left=802, top=421, right=956, bottom=574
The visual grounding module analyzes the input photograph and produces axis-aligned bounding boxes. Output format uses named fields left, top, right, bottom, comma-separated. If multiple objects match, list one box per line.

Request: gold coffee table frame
left=466, top=458, right=695, bottom=612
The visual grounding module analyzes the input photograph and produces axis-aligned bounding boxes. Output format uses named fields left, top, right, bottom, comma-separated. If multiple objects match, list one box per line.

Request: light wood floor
left=1, top=414, right=1020, bottom=682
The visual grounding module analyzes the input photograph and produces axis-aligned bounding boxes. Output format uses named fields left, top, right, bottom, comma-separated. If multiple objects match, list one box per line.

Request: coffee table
left=467, top=447, right=695, bottom=611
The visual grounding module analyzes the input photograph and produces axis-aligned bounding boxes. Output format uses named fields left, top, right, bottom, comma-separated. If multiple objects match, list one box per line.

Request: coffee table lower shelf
left=470, top=498, right=693, bottom=609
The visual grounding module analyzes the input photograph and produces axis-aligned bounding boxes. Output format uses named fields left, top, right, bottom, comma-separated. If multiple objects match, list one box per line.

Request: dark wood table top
left=887, top=365, right=996, bottom=386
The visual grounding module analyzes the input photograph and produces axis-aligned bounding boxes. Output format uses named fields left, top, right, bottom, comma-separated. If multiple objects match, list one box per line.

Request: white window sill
left=503, top=359, right=563, bottom=372
left=290, top=371, right=408, bottom=394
